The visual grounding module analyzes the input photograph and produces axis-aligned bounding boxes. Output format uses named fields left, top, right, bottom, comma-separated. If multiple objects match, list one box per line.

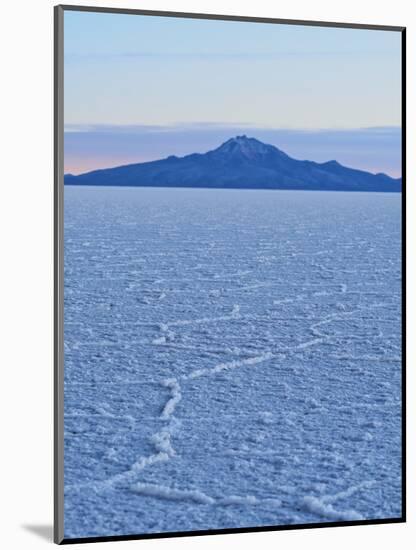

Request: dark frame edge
left=56, top=3, right=405, bottom=32
left=401, top=26, right=407, bottom=523
left=59, top=517, right=405, bottom=545
left=54, top=4, right=65, bottom=546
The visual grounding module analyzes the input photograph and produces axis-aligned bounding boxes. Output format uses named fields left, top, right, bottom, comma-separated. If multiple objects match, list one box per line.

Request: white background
left=0, top=0, right=413, bottom=548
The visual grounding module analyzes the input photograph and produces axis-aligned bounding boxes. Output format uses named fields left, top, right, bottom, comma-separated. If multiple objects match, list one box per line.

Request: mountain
left=64, top=135, right=401, bottom=192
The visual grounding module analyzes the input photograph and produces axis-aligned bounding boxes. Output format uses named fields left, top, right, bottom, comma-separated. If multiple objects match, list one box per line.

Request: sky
left=64, top=10, right=402, bottom=176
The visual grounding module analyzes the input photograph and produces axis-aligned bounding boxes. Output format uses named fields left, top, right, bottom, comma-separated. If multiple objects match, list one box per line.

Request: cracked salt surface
left=64, top=188, right=402, bottom=538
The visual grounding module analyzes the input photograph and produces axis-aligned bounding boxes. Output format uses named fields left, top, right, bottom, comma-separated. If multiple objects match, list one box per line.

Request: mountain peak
left=212, top=135, right=288, bottom=161
left=233, top=134, right=250, bottom=142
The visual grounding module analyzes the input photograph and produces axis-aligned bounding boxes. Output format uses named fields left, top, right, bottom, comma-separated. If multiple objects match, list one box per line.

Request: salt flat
left=63, top=187, right=402, bottom=538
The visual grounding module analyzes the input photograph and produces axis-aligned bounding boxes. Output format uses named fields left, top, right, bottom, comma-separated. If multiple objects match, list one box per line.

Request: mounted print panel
left=54, top=5, right=405, bottom=544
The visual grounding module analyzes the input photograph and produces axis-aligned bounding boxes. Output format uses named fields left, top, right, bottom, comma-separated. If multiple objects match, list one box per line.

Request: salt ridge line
left=301, top=480, right=376, bottom=521
left=131, top=482, right=282, bottom=508
left=158, top=303, right=241, bottom=332
left=184, top=351, right=275, bottom=381
left=309, top=302, right=391, bottom=340
left=65, top=451, right=171, bottom=493
left=65, top=416, right=181, bottom=492
left=310, top=309, right=362, bottom=339
left=149, top=341, right=264, bottom=358
left=160, top=378, right=182, bottom=420
left=153, top=299, right=389, bottom=360
left=321, top=480, right=376, bottom=504
left=152, top=305, right=243, bottom=345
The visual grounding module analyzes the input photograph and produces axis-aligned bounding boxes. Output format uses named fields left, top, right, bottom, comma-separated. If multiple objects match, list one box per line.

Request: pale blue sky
left=64, top=10, right=402, bottom=175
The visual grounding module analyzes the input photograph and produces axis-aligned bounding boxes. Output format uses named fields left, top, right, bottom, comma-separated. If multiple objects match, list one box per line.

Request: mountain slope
left=65, top=135, right=401, bottom=192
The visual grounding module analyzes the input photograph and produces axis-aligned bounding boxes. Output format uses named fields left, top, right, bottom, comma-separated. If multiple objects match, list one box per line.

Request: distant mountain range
left=65, top=135, right=401, bottom=192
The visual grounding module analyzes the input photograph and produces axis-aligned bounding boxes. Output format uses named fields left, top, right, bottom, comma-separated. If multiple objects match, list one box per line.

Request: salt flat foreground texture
left=64, top=187, right=402, bottom=538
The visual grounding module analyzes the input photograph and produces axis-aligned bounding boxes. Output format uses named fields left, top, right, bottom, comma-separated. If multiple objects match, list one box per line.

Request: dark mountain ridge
left=65, top=135, right=401, bottom=192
